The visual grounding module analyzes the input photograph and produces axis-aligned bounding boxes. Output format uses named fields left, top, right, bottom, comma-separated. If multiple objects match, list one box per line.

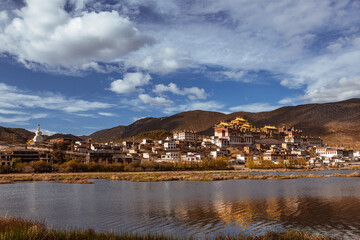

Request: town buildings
left=0, top=119, right=356, bottom=169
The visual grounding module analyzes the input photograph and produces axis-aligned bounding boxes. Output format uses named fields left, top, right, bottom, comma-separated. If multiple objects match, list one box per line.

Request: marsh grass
left=0, top=170, right=359, bottom=184
left=0, top=217, right=337, bottom=240
left=332, top=171, right=360, bottom=177
left=59, top=179, right=94, bottom=184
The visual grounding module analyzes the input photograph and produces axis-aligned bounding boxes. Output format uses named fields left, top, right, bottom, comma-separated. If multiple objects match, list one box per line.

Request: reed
left=0, top=217, right=337, bottom=240
left=1, top=170, right=359, bottom=184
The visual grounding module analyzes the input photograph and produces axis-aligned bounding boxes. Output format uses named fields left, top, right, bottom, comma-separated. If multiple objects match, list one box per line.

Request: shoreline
left=0, top=216, right=336, bottom=240
left=1, top=168, right=360, bottom=184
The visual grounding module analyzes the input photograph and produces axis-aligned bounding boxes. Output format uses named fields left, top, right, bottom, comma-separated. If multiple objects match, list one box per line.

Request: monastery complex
left=0, top=117, right=358, bottom=169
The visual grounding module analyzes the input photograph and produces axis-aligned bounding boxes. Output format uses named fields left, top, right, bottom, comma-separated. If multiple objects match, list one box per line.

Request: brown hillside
left=89, top=99, right=360, bottom=149
left=0, top=127, right=34, bottom=144
left=45, top=134, right=84, bottom=142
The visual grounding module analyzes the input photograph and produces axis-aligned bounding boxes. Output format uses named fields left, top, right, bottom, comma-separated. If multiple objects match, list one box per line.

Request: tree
left=51, top=142, right=70, bottom=164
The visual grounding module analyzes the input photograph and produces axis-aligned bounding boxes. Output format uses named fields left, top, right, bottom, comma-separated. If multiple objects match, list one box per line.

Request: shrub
left=124, top=161, right=142, bottom=172
left=0, top=165, right=12, bottom=174
left=102, top=163, right=125, bottom=172
left=31, top=160, right=52, bottom=173
left=61, top=160, right=87, bottom=172
left=14, top=163, right=28, bottom=173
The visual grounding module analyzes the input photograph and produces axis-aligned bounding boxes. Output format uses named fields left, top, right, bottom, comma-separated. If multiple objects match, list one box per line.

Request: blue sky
left=0, top=0, right=359, bottom=135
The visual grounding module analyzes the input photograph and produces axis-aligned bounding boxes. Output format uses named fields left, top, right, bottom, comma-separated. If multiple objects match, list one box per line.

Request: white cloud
left=302, top=77, right=360, bottom=103
left=278, top=97, right=298, bottom=105
left=0, top=109, right=27, bottom=115
left=110, top=72, right=151, bottom=94
left=126, top=47, right=191, bottom=74
left=132, top=116, right=147, bottom=122
left=124, top=0, right=360, bottom=103
left=220, top=70, right=248, bottom=82
left=138, top=94, right=173, bottom=106
left=284, top=36, right=360, bottom=102
left=229, top=103, right=281, bottom=113
left=0, top=0, right=154, bottom=71
left=28, top=128, right=57, bottom=136
left=0, top=113, right=48, bottom=125
left=280, top=79, right=304, bottom=89
left=98, top=112, right=116, bottom=117
left=0, top=82, right=113, bottom=114
left=164, top=101, right=225, bottom=114
left=1, top=0, right=360, bottom=107
left=0, top=11, right=8, bottom=22
left=153, top=82, right=207, bottom=100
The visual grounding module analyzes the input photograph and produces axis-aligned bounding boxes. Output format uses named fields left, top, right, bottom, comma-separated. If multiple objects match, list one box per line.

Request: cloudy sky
left=0, top=0, right=359, bottom=135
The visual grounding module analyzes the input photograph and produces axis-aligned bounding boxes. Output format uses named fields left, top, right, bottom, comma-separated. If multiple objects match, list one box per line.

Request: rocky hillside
left=89, top=99, right=360, bottom=149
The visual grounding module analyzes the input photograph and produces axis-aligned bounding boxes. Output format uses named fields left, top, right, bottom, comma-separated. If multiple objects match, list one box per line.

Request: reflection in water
left=1, top=178, right=360, bottom=239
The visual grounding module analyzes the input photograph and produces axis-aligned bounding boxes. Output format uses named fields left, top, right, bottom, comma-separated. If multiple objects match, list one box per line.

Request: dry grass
left=0, top=217, right=337, bottom=240
left=333, top=171, right=360, bottom=177
left=59, top=179, right=94, bottom=184
left=0, top=179, right=13, bottom=184
left=0, top=170, right=358, bottom=184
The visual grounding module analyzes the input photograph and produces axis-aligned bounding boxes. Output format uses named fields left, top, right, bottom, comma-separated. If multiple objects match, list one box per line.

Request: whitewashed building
left=316, top=147, right=343, bottom=158
left=164, top=137, right=177, bottom=151
left=173, top=130, right=196, bottom=141
left=160, top=152, right=180, bottom=161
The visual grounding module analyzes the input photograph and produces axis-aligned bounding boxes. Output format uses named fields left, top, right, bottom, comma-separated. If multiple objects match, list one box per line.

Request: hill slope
left=0, top=127, right=34, bottom=144
left=89, top=99, right=360, bottom=148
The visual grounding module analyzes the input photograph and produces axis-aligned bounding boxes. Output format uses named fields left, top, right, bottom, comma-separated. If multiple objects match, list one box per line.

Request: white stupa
left=33, top=124, right=44, bottom=143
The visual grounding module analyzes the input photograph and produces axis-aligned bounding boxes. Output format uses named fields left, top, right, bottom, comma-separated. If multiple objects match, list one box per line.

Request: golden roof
left=215, top=121, right=229, bottom=128
left=230, top=117, right=248, bottom=125
left=263, top=125, right=277, bottom=130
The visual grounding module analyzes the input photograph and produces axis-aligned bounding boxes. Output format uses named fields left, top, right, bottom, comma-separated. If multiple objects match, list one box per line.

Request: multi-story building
left=173, top=130, right=196, bottom=141
left=160, top=152, right=180, bottom=161
left=210, top=149, right=229, bottom=159
left=164, top=137, right=178, bottom=151
left=0, top=148, right=40, bottom=163
left=316, top=147, right=343, bottom=158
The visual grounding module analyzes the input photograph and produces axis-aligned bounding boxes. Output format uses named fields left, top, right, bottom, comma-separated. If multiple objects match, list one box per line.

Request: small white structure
left=141, top=139, right=153, bottom=145
left=160, top=152, right=180, bottom=161
left=164, top=137, right=177, bottom=151
left=33, top=124, right=44, bottom=143
left=181, top=152, right=205, bottom=162
left=236, top=154, right=246, bottom=162
left=210, top=149, right=228, bottom=159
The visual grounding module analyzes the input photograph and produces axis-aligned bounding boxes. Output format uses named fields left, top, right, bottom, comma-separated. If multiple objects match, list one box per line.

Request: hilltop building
left=33, top=124, right=44, bottom=143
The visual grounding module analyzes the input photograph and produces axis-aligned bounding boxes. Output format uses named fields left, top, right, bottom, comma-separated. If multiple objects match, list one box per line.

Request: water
left=1, top=177, right=360, bottom=239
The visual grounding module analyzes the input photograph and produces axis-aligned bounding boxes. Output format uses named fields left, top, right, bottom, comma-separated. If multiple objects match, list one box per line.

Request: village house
left=210, top=149, right=229, bottom=159
left=180, top=152, right=205, bottom=162
left=173, top=130, right=196, bottom=141
left=159, top=152, right=180, bottom=162
left=164, top=137, right=178, bottom=151
left=316, top=147, right=344, bottom=158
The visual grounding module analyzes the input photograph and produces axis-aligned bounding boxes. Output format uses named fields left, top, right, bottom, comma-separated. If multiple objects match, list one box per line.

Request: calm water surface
left=1, top=177, right=360, bottom=239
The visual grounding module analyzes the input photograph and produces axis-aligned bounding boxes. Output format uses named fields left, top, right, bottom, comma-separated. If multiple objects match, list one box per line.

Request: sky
left=0, top=0, right=359, bottom=135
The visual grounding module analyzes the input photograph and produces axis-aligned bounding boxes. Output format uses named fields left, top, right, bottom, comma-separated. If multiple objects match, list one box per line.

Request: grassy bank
left=0, top=217, right=336, bottom=240
left=0, top=170, right=360, bottom=184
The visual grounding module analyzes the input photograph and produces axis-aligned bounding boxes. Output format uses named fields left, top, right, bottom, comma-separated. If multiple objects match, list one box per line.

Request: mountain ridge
left=88, top=98, right=360, bottom=148
left=1, top=99, right=360, bottom=148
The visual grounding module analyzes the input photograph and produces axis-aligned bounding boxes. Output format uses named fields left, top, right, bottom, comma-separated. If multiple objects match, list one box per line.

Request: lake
left=1, top=177, right=360, bottom=239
